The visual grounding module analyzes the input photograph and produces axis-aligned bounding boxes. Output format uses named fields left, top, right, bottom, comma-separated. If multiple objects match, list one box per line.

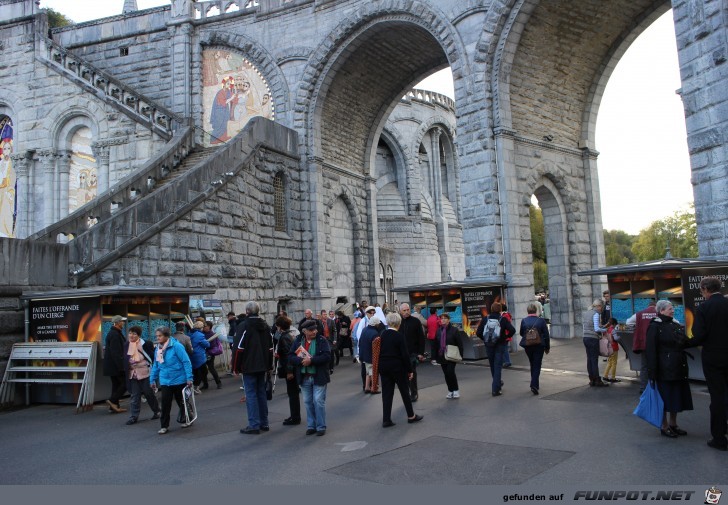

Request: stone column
left=37, top=149, right=57, bottom=228
left=303, top=156, right=330, bottom=304
left=366, top=177, right=385, bottom=303
left=91, top=143, right=110, bottom=192
left=10, top=152, right=30, bottom=238
left=429, top=128, right=443, bottom=214
left=581, top=146, right=606, bottom=306
left=167, top=12, right=193, bottom=119
left=57, top=150, right=71, bottom=218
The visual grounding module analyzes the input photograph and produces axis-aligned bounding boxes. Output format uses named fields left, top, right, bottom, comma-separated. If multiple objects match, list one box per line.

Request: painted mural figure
left=210, top=77, right=238, bottom=144
left=0, top=117, right=16, bottom=238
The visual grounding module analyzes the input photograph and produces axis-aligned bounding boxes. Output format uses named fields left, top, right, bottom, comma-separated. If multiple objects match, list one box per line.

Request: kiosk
left=19, top=285, right=215, bottom=405
left=578, top=258, right=728, bottom=381
left=393, top=281, right=508, bottom=360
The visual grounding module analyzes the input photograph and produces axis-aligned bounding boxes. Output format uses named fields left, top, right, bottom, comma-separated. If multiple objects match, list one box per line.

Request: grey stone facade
left=1, top=0, right=726, bottom=361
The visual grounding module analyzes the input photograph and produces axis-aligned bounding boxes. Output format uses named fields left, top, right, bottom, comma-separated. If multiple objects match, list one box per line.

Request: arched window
left=273, top=172, right=286, bottom=232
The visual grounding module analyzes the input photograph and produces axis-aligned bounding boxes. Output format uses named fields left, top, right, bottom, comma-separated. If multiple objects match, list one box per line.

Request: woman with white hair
left=583, top=299, right=608, bottom=387
left=378, top=312, right=423, bottom=427
left=645, top=300, right=693, bottom=438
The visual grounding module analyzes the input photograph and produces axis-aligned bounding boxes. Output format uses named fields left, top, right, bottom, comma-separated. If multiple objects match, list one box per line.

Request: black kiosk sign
left=681, top=267, right=728, bottom=337
left=29, top=297, right=101, bottom=343
left=461, top=287, right=499, bottom=337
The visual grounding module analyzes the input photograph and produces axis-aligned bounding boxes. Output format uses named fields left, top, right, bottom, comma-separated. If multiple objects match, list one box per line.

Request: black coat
left=233, top=316, right=274, bottom=375
left=399, top=315, right=426, bottom=356
left=378, top=328, right=413, bottom=374
left=103, top=326, right=126, bottom=376
left=646, top=316, right=689, bottom=382
left=689, top=292, right=728, bottom=360
left=276, top=329, right=298, bottom=378
left=435, top=324, right=463, bottom=364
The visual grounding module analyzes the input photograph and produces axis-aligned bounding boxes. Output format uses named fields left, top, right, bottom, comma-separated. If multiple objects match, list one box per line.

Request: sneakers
left=446, top=392, right=454, bottom=399
left=158, top=427, right=168, bottom=435
left=181, top=422, right=192, bottom=428
left=452, top=390, right=460, bottom=399
left=431, top=360, right=438, bottom=366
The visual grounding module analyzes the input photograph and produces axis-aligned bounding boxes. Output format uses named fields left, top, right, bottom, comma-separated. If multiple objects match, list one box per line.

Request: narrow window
left=273, top=173, right=286, bottom=232
left=119, top=47, right=129, bottom=57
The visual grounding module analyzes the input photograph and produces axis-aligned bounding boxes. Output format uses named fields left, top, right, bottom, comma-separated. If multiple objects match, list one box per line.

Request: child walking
left=602, top=317, right=621, bottom=383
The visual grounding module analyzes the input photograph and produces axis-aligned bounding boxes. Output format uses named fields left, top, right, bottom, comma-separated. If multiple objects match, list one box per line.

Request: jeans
left=583, top=337, right=600, bottom=380
left=503, top=342, right=512, bottom=365
left=243, top=372, right=269, bottom=429
left=524, top=346, right=545, bottom=390
left=159, top=383, right=185, bottom=429
left=300, top=375, right=327, bottom=431
left=129, top=377, right=159, bottom=419
left=485, top=344, right=505, bottom=393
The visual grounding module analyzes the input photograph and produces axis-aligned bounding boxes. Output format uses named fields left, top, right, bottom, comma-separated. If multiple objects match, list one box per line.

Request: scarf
left=439, top=326, right=448, bottom=355
left=127, top=339, right=143, bottom=363
left=156, top=339, right=170, bottom=364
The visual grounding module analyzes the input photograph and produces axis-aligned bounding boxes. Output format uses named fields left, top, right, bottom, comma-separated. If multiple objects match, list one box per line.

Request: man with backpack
left=477, top=302, right=516, bottom=397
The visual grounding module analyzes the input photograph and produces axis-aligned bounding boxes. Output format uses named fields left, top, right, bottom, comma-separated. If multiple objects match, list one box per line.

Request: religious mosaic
left=68, top=127, right=97, bottom=214
left=201, top=49, right=274, bottom=146
left=0, top=116, right=15, bottom=238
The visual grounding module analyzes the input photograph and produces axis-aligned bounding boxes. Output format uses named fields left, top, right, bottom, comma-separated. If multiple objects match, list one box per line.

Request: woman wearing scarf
left=123, top=325, right=160, bottom=425
left=150, top=326, right=193, bottom=435
left=189, top=321, right=211, bottom=394
left=436, top=313, right=463, bottom=399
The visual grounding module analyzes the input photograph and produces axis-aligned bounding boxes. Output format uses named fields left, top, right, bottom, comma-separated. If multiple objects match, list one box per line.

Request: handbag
left=599, top=337, right=613, bottom=357
left=445, top=344, right=462, bottom=363
left=633, top=381, right=664, bottom=428
left=208, top=336, right=223, bottom=356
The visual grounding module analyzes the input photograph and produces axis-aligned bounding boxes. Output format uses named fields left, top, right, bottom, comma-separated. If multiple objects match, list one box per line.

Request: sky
left=41, top=2, right=692, bottom=235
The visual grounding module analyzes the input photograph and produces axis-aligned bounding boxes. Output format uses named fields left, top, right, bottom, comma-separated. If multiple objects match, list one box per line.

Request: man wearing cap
left=103, top=315, right=128, bottom=413
left=288, top=318, right=331, bottom=436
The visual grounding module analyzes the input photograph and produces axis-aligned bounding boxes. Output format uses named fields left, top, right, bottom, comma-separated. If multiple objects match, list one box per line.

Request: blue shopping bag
left=633, top=381, right=664, bottom=428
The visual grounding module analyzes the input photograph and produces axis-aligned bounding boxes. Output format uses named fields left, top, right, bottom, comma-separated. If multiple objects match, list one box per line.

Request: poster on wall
left=68, top=127, right=97, bottom=213
left=681, top=267, right=728, bottom=337
left=0, top=115, right=16, bottom=238
left=29, top=297, right=102, bottom=343
left=460, top=287, right=503, bottom=337
left=201, top=49, right=275, bottom=146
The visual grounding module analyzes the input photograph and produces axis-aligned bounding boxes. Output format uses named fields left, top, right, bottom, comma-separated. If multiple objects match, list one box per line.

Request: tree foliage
left=43, top=8, right=74, bottom=29
left=603, top=229, right=636, bottom=266
left=631, top=206, right=698, bottom=261
left=529, top=204, right=548, bottom=290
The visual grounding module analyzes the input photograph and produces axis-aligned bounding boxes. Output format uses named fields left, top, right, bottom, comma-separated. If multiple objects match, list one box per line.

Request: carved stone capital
left=10, top=153, right=31, bottom=175
left=90, top=143, right=111, bottom=164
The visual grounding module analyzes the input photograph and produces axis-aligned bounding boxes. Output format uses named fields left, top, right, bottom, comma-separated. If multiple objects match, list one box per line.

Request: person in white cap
left=104, top=315, right=128, bottom=413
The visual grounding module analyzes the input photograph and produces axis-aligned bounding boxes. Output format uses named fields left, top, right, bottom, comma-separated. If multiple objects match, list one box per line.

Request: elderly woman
left=275, top=315, right=302, bottom=426
left=583, top=299, right=608, bottom=387
left=123, top=325, right=160, bottom=425
left=436, top=312, right=463, bottom=399
left=646, top=300, right=693, bottom=438
left=518, top=303, right=550, bottom=395
left=150, top=326, right=193, bottom=435
left=378, top=312, right=423, bottom=427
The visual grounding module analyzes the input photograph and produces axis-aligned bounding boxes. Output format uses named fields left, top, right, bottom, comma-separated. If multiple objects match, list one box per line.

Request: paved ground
left=0, top=337, right=724, bottom=487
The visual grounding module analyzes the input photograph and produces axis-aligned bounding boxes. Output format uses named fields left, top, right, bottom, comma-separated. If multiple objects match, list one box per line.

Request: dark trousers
left=428, top=339, right=439, bottom=362
left=204, top=355, right=221, bottom=386
left=108, top=373, right=126, bottom=405
left=329, top=340, right=337, bottom=369
left=286, top=375, right=301, bottom=421
left=408, top=356, right=418, bottom=399
left=361, top=362, right=366, bottom=390
left=380, top=369, right=414, bottom=423
left=440, top=362, right=459, bottom=392
left=583, top=337, right=600, bottom=381
left=159, top=384, right=185, bottom=429
left=193, top=363, right=208, bottom=387
left=525, top=346, right=545, bottom=390
left=703, top=353, right=728, bottom=444
left=129, top=377, right=160, bottom=419
left=338, top=336, right=353, bottom=357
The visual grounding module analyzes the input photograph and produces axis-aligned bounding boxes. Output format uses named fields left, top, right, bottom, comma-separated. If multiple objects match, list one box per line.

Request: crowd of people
left=102, top=279, right=726, bottom=451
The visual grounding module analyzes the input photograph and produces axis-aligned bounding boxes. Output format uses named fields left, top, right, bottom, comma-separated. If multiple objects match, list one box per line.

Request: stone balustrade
left=29, top=126, right=195, bottom=244
left=38, top=35, right=183, bottom=139
left=193, top=0, right=258, bottom=19
left=402, top=88, right=455, bottom=112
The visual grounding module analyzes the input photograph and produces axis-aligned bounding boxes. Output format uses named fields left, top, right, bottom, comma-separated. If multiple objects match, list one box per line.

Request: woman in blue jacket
left=189, top=321, right=211, bottom=394
left=150, top=326, right=193, bottom=434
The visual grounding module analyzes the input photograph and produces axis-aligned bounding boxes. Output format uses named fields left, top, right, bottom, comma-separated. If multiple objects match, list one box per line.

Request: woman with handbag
left=436, top=312, right=463, bottom=399
left=377, top=311, right=424, bottom=427
left=645, top=300, right=693, bottom=438
left=202, top=321, right=223, bottom=390
left=123, top=325, right=161, bottom=425
left=275, top=315, right=302, bottom=426
left=518, top=303, right=550, bottom=395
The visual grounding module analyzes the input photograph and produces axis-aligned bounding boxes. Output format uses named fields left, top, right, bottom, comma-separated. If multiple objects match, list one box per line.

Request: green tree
left=530, top=204, right=548, bottom=290
left=43, top=8, right=74, bottom=29
left=631, top=205, right=698, bottom=261
left=603, top=229, right=636, bottom=266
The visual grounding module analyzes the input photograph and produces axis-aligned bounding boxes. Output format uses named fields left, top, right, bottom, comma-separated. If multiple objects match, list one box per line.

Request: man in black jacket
left=399, top=303, right=426, bottom=402
left=234, top=301, right=274, bottom=435
left=690, top=277, right=728, bottom=451
left=103, top=315, right=128, bottom=413
left=298, top=308, right=324, bottom=334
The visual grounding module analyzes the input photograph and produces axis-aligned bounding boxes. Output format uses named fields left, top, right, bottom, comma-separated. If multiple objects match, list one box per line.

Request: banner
left=681, top=267, right=728, bottom=337
left=29, top=297, right=101, bottom=343
left=460, top=287, right=503, bottom=336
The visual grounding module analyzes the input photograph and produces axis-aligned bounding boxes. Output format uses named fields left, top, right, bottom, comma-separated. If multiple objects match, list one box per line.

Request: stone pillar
left=303, top=156, right=330, bottom=305
left=167, top=7, right=193, bottom=119
left=366, top=177, right=385, bottom=303
left=57, top=150, right=71, bottom=219
left=37, top=149, right=57, bottom=228
left=429, top=128, right=443, bottom=214
left=10, top=152, right=30, bottom=238
left=581, top=146, right=606, bottom=305
left=91, top=143, right=110, bottom=192
left=673, top=0, right=728, bottom=258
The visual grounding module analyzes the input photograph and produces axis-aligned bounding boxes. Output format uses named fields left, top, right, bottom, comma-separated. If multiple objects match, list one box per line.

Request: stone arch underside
left=325, top=197, right=356, bottom=303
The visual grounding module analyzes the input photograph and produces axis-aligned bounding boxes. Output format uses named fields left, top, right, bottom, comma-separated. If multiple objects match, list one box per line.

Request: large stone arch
left=198, top=30, right=291, bottom=126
